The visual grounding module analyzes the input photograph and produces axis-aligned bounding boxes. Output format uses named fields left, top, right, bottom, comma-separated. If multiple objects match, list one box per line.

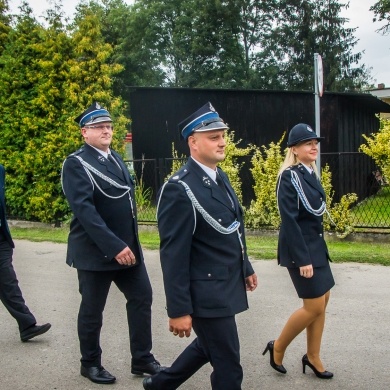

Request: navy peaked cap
left=75, top=102, right=112, bottom=127
left=178, top=102, right=228, bottom=140
left=287, top=123, right=324, bottom=147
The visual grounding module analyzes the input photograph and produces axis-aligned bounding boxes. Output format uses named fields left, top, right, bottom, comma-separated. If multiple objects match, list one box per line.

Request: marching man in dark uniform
left=0, top=164, right=51, bottom=342
left=263, top=123, right=334, bottom=379
left=61, top=102, right=164, bottom=385
left=143, top=102, right=258, bottom=390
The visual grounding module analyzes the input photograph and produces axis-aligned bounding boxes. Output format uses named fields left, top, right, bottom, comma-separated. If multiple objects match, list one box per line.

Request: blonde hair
left=277, top=148, right=319, bottom=177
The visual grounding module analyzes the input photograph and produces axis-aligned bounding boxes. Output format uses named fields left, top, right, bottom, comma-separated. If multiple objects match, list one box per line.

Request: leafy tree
left=0, top=2, right=128, bottom=223
left=65, top=0, right=371, bottom=91
left=370, top=0, right=390, bottom=35
left=0, top=3, right=50, bottom=220
left=73, top=0, right=165, bottom=94
left=0, top=0, right=11, bottom=55
left=126, top=0, right=276, bottom=88
left=259, top=0, right=371, bottom=91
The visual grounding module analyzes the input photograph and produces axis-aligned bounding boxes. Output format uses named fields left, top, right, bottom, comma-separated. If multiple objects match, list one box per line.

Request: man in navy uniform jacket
left=61, top=102, right=164, bottom=385
left=143, top=102, right=258, bottom=390
left=0, top=164, right=51, bottom=342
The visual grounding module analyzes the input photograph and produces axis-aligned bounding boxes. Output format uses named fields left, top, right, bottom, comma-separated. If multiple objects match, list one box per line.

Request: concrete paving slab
left=0, top=240, right=389, bottom=390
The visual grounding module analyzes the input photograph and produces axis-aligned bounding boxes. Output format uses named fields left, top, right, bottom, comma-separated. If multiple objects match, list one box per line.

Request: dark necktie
left=216, top=173, right=234, bottom=209
left=107, top=154, right=124, bottom=178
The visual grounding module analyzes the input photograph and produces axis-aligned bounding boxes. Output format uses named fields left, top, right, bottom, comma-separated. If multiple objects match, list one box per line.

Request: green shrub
left=245, top=136, right=284, bottom=229
left=165, top=143, right=186, bottom=181
left=130, top=155, right=153, bottom=211
left=246, top=136, right=357, bottom=237
left=321, top=165, right=358, bottom=238
left=166, top=131, right=253, bottom=205
left=359, top=117, right=390, bottom=182
left=218, top=130, right=254, bottom=204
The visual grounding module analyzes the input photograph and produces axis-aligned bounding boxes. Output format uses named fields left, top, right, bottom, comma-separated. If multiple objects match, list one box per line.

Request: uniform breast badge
left=202, top=176, right=211, bottom=187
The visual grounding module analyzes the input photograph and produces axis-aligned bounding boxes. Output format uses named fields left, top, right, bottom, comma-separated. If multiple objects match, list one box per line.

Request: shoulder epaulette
left=69, top=147, right=84, bottom=158
left=168, top=167, right=190, bottom=183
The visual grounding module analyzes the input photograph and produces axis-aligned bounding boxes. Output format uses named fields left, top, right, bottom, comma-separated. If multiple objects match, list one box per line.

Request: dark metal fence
left=321, top=152, right=390, bottom=229
left=126, top=153, right=390, bottom=229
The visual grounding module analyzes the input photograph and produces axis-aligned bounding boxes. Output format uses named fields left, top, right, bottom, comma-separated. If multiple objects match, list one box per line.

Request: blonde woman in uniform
left=263, top=123, right=334, bottom=379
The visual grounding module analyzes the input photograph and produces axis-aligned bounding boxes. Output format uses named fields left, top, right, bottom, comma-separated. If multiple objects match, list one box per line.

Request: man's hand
left=169, top=315, right=192, bottom=338
left=245, top=273, right=258, bottom=291
left=115, top=246, right=136, bottom=266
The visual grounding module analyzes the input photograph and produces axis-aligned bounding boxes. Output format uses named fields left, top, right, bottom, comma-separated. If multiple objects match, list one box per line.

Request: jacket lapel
left=302, top=167, right=325, bottom=198
left=84, top=144, right=126, bottom=183
left=186, top=159, right=232, bottom=210
left=111, top=151, right=134, bottom=186
left=217, top=168, right=239, bottom=211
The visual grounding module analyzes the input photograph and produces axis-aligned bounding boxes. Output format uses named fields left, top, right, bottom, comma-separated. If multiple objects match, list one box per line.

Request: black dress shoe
left=20, top=323, right=51, bottom=342
left=131, top=360, right=166, bottom=376
left=262, top=340, right=287, bottom=374
left=302, top=354, right=333, bottom=379
left=80, top=365, right=116, bottom=384
left=143, top=376, right=155, bottom=390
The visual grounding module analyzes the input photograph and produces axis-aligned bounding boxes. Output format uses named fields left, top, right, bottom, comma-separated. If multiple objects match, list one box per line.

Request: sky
left=9, top=0, right=390, bottom=89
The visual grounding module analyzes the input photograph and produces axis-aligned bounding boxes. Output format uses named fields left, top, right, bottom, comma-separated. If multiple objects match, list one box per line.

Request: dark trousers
left=77, top=262, right=154, bottom=367
left=0, top=232, right=36, bottom=332
left=151, top=316, right=243, bottom=390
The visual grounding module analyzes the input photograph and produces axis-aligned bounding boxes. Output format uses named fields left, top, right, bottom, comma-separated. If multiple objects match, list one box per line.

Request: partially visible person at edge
left=61, top=102, right=165, bottom=385
left=143, top=102, right=258, bottom=390
left=0, top=164, right=51, bottom=342
left=263, top=123, right=334, bottom=379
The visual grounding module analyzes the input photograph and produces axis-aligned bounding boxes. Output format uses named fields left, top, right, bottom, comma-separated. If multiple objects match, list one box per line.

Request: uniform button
left=320, top=197, right=323, bottom=201
left=218, top=219, right=222, bottom=222
left=319, top=233, right=322, bottom=237
left=208, top=273, right=211, bottom=278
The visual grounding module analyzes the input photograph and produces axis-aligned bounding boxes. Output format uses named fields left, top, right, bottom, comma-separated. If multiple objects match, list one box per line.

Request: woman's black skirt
left=287, top=263, right=335, bottom=299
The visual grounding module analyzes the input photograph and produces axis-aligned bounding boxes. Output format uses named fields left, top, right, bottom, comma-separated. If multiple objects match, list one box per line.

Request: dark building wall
left=125, top=87, right=390, bottom=203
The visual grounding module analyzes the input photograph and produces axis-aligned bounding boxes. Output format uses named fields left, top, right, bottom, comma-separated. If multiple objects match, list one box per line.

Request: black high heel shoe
left=262, top=341, right=287, bottom=374
left=302, top=354, right=333, bottom=379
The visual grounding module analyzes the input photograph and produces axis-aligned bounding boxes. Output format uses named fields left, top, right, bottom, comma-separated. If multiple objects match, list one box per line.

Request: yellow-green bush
left=165, top=143, right=186, bottom=181
left=359, top=117, right=390, bottom=182
left=245, top=136, right=285, bottom=229
left=167, top=131, right=356, bottom=237
left=166, top=130, right=253, bottom=204
left=218, top=130, right=254, bottom=204
left=246, top=136, right=357, bottom=237
left=321, top=165, right=358, bottom=238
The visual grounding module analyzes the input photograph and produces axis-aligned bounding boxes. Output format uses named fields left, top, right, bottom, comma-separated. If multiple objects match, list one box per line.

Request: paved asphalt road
left=0, top=240, right=389, bottom=390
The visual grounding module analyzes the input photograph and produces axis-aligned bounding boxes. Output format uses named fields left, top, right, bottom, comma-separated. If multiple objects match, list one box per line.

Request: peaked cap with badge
left=287, top=123, right=324, bottom=147
left=75, top=102, right=112, bottom=128
left=178, top=102, right=229, bottom=140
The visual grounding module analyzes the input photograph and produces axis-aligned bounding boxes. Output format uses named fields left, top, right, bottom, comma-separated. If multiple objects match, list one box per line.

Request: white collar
left=191, top=156, right=218, bottom=182
left=88, top=144, right=111, bottom=159
left=302, top=163, right=313, bottom=174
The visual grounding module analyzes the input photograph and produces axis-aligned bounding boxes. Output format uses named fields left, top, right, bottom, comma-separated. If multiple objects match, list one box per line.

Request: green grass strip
left=11, top=226, right=390, bottom=266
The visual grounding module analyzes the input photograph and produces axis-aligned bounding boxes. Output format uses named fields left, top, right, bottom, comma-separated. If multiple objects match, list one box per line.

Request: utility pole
left=314, top=53, right=323, bottom=176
